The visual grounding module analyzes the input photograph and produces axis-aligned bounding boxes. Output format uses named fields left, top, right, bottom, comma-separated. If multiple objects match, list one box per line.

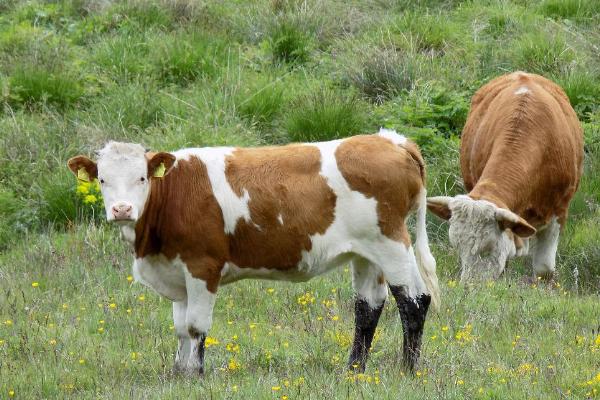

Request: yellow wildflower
left=228, top=358, right=241, bottom=371
left=49, top=339, right=57, bottom=345
left=267, top=288, right=275, bottom=294
left=272, top=386, right=281, bottom=391
left=447, top=280, right=457, bottom=288
left=79, top=359, right=85, bottom=364
left=4, top=320, right=13, bottom=326
left=138, top=295, right=145, bottom=301
left=83, top=194, right=97, bottom=204
left=8, top=390, right=15, bottom=397
left=98, top=327, right=104, bottom=333
left=204, top=336, right=220, bottom=348
left=76, top=182, right=90, bottom=195
left=456, top=379, right=464, bottom=385
left=32, top=282, right=39, bottom=288
left=127, top=275, right=133, bottom=283
left=109, top=303, right=117, bottom=309
left=441, top=325, right=449, bottom=332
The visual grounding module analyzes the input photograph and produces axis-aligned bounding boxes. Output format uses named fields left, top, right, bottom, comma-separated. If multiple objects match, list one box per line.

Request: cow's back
left=460, top=72, right=583, bottom=226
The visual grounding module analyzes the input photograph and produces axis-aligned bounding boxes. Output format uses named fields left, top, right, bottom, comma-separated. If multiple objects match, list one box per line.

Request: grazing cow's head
left=427, top=195, right=536, bottom=282
left=68, top=142, right=175, bottom=224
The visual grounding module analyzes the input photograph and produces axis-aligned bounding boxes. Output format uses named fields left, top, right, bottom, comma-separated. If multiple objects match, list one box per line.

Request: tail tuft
left=415, top=188, right=441, bottom=311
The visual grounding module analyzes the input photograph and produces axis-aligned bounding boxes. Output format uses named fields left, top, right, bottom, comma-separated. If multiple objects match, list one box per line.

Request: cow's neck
left=133, top=177, right=168, bottom=258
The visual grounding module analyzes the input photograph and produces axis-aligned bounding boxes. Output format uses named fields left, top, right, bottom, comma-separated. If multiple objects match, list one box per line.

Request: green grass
left=286, top=88, right=368, bottom=142
left=0, top=225, right=599, bottom=399
left=0, top=0, right=599, bottom=398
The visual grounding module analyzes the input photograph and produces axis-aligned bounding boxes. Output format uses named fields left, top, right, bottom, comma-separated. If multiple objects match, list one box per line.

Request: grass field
left=0, top=0, right=599, bottom=398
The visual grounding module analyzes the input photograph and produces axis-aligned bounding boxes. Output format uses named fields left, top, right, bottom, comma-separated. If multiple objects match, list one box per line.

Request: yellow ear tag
left=153, top=162, right=166, bottom=178
left=77, top=168, right=90, bottom=182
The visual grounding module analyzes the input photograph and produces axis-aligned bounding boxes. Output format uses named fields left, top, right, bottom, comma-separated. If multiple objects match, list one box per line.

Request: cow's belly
left=133, top=255, right=187, bottom=301
left=220, top=249, right=356, bottom=285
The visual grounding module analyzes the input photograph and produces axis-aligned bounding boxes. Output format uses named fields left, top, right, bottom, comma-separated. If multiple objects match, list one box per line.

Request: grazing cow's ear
left=427, top=196, right=453, bottom=220
left=146, top=152, right=176, bottom=178
left=495, top=208, right=536, bottom=238
left=67, top=156, right=97, bottom=182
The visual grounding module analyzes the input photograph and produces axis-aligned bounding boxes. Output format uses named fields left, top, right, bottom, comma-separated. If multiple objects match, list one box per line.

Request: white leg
left=348, top=257, right=387, bottom=372
left=357, top=239, right=431, bottom=372
left=532, top=218, right=560, bottom=279
left=172, top=300, right=190, bottom=373
left=184, top=269, right=217, bottom=375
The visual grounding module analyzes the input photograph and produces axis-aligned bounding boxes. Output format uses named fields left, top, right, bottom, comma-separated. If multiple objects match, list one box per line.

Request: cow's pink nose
left=111, top=203, right=133, bottom=220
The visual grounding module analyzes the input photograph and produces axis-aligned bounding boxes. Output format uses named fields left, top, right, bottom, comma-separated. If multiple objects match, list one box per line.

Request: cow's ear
left=67, top=156, right=97, bottom=182
left=495, top=208, right=536, bottom=238
left=427, top=196, right=453, bottom=220
left=146, top=152, right=176, bottom=178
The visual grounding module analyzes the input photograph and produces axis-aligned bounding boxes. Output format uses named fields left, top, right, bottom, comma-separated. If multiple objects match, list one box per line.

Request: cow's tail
left=379, top=128, right=440, bottom=311
left=415, top=186, right=440, bottom=311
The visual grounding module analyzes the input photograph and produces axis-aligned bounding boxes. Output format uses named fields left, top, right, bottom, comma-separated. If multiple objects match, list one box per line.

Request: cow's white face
left=68, top=142, right=175, bottom=224
left=428, top=195, right=536, bottom=282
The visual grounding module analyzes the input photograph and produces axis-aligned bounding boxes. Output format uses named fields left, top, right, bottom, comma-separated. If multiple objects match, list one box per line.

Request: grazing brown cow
left=427, top=72, right=584, bottom=282
left=68, top=128, right=440, bottom=376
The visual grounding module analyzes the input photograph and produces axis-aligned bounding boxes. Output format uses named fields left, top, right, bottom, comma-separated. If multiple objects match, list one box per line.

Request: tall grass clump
left=93, top=34, right=151, bottom=81
left=558, top=70, right=600, bottom=120
left=509, top=31, right=575, bottom=75
left=345, top=45, right=420, bottom=104
left=286, top=89, right=367, bottom=142
left=539, top=0, right=600, bottom=22
left=392, top=11, right=458, bottom=54
left=7, top=66, right=84, bottom=109
left=111, top=1, right=175, bottom=31
left=268, top=18, right=312, bottom=64
left=236, top=78, right=285, bottom=126
left=151, top=32, right=225, bottom=85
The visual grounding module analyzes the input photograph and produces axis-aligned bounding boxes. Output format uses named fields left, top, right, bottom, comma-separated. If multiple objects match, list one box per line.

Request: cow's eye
left=140, top=177, right=145, bottom=182
left=100, top=179, right=105, bottom=184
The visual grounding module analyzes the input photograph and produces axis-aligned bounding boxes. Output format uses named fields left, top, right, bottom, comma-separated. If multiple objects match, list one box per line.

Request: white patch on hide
left=173, top=147, right=252, bottom=234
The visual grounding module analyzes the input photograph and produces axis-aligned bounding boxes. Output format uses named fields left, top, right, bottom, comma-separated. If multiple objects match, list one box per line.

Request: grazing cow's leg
left=172, top=300, right=190, bottom=373
left=183, top=269, right=218, bottom=376
left=532, top=217, right=560, bottom=280
left=364, top=239, right=431, bottom=372
left=348, top=257, right=387, bottom=372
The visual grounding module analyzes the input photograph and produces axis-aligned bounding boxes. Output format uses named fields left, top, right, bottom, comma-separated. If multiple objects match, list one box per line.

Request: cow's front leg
left=172, top=300, right=190, bottom=373
left=532, top=218, right=560, bottom=281
left=183, top=267, right=219, bottom=377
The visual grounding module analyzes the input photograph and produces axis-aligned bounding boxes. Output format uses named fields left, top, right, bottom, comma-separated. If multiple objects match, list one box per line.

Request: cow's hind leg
left=361, top=239, right=431, bottom=372
left=348, top=257, right=387, bottom=372
left=172, top=300, right=190, bottom=373
left=532, top=218, right=560, bottom=281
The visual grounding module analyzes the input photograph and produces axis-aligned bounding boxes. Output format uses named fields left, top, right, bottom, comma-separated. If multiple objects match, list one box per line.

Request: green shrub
left=397, top=86, right=470, bottom=137
left=268, top=18, right=312, bottom=64
left=286, top=89, right=367, bottom=142
left=8, top=66, right=84, bottom=109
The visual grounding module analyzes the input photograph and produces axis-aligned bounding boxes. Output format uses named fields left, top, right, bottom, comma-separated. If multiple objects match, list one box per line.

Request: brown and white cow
left=427, top=72, right=583, bottom=282
left=68, top=128, right=440, bottom=376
